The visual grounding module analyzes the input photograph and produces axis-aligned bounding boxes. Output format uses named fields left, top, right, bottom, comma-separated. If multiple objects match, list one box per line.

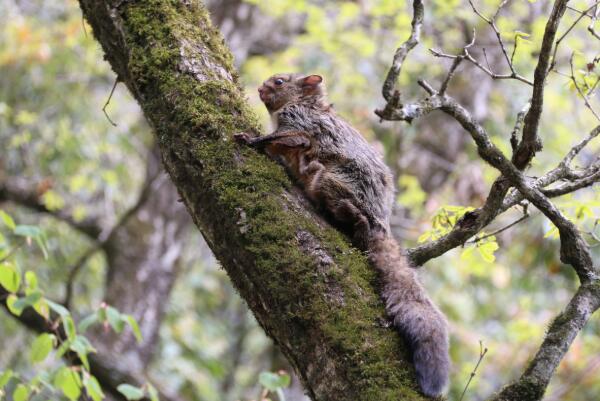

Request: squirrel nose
left=258, top=87, right=264, bottom=94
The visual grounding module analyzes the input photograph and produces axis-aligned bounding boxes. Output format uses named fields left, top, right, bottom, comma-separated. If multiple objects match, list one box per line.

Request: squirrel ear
left=301, top=74, right=323, bottom=87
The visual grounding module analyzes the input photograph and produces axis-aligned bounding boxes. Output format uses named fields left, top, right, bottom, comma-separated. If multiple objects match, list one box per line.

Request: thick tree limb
left=512, top=0, right=569, bottom=169
left=491, top=282, right=600, bottom=401
left=77, top=1, right=429, bottom=399
left=0, top=179, right=102, bottom=239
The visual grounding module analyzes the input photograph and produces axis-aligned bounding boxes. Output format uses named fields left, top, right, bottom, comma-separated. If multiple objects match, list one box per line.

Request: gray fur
left=237, top=73, right=450, bottom=397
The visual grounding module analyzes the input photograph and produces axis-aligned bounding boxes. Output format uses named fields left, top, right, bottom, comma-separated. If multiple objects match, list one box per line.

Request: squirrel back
left=247, top=73, right=450, bottom=397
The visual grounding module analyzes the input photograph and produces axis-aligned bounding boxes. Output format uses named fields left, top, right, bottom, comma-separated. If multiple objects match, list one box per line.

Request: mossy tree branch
left=77, top=1, right=430, bottom=400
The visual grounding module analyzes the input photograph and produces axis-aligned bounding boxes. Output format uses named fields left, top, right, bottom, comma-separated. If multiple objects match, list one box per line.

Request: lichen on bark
left=78, top=0, right=433, bottom=399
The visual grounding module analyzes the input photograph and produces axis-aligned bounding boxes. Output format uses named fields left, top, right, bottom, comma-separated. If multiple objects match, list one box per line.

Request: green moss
left=492, top=378, right=545, bottom=401
left=112, top=0, right=427, bottom=398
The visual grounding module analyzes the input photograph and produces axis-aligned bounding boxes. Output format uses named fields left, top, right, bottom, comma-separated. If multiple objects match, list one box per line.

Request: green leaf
left=98, top=305, right=107, bottom=322
left=13, top=291, right=43, bottom=313
left=0, top=369, right=13, bottom=388
left=478, top=241, right=499, bottom=263
left=13, top=383, right=29, bottom=401
left=83, top=375, right=104, bottom=401
left=77, top=312, right=98, bottom=333
left=0, top=210, right=16, bottom=230
left=30, top=333, right=55, bottom=363
left=106, top=306, right=125, bottom=333
left=6, top=294, right=21, bottom=315
left=70, top=335, right=96, bottom=371
left=0, top=262, right=20, bottom=293
left=63, top=316, right=77, bottom=341
left=34, top=233, right=49, bottom=259
left=55, top=339, right=72, bottom=359
left=117, top=384, right=145, bottom=400
left=417, top=231, right=431, bottom=243
left=125, top=315, right=143, bottom=343
left=259, top=371, right=291, bottom=391
left=54, top=367, right=81, bottom=401
left=147, top=383, right=159, bottom=401
left=14, top=224, right=42, bottom=238
left=25, top=271, right=38, bottom=291
left=46, top=299, right=70, bottom=317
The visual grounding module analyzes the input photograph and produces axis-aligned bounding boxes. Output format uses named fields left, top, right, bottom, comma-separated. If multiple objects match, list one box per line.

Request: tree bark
left=90, top=145, right=190, bottom=373
left=77, top=1, right=430, bottom=400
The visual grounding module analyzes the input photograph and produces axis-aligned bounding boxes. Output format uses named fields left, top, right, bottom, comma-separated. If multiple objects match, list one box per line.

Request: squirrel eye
left=274, top=78, right=284, bottom=85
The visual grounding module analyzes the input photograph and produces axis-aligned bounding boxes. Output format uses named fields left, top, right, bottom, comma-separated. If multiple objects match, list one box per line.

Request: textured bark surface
left=77, top=1, right=431, bottom=400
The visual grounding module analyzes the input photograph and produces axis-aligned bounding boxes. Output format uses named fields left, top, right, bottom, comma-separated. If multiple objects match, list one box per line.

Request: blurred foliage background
left=1, top=0, right=599, bottom=400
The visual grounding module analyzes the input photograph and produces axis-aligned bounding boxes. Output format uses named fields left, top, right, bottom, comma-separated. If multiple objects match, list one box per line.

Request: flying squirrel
left=234, top=73, right=450, bottom=397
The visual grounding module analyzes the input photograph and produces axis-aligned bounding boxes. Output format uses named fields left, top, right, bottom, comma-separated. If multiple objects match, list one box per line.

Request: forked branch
left=379, top=1, right=600, bottom=400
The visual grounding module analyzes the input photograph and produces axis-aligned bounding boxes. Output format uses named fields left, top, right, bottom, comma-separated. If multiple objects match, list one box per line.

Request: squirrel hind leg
left=299, top=157, right=326, bottom=199
left=331, top=199, right=370, bottom=250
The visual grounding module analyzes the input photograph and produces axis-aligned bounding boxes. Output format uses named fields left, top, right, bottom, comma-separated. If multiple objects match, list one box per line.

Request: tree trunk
left=90, top=145, right=190, bottom=373
left=77, top=1, right=429, bottom=399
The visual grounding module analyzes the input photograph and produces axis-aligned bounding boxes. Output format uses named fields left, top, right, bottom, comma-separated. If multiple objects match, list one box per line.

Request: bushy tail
left=368, top=232, right=450, bottom=398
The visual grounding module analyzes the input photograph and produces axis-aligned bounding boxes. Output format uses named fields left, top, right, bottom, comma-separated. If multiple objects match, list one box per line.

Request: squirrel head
left=258, top=73, right=328, bottom=113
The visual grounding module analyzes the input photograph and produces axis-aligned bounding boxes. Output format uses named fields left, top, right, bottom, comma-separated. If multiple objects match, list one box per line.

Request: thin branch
left=381, top=0, right=423, bottom=102
left=468, top=0, right=515, bottom=75
left=560, top=125, right=600, bottom=167
left=0, top=179, right=101, bottom=239
left=439, top=56, right=464, bottom=95
left=433, top=0, right=532, bottom=85
left=569, top=52, right=600, bottom=122
left=550, top=1, right=600, bottom=71
left=589, top=5, right=600, bottom=40
left=63, top=171, right=158, bottom=307
left=436, top=30, right=478, bottom=95
left=102, top=77, right=119, bottom=127
left=566, top=4, right=600, bottom=40
left=429, top=47, right=533, bottom=86
left=467, top=207, right=529, bottom=244
left=459, top=341, right=488, bottom=401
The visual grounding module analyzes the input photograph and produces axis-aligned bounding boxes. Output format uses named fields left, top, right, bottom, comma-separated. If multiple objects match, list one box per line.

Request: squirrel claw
left=233, top=132, right=251, bottom=144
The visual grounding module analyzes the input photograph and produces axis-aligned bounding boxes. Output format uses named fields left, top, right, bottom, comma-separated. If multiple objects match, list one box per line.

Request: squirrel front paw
left=233, top=132, right=251, bottom=144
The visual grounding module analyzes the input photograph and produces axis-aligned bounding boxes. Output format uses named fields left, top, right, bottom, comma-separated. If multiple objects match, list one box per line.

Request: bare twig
left=551, top=1, right=600, bottom=71
left=429, top=47, right=533, bottom=86
left=432, top=0, right=533, bottom=85
left=589, top=5, right=600, bottom=40
left=102, top=77, right=119, bottom=127
left=468, top=0, right=515, bottom=74
left=569, top=52, right=600, bottom=122
left=439, top=56, right=464, bottom=95
left=459, top=341, right=488, bottom=401
left=467, top=207, right=529, bottom=244
left=63, top=171, right=158, bottom=307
